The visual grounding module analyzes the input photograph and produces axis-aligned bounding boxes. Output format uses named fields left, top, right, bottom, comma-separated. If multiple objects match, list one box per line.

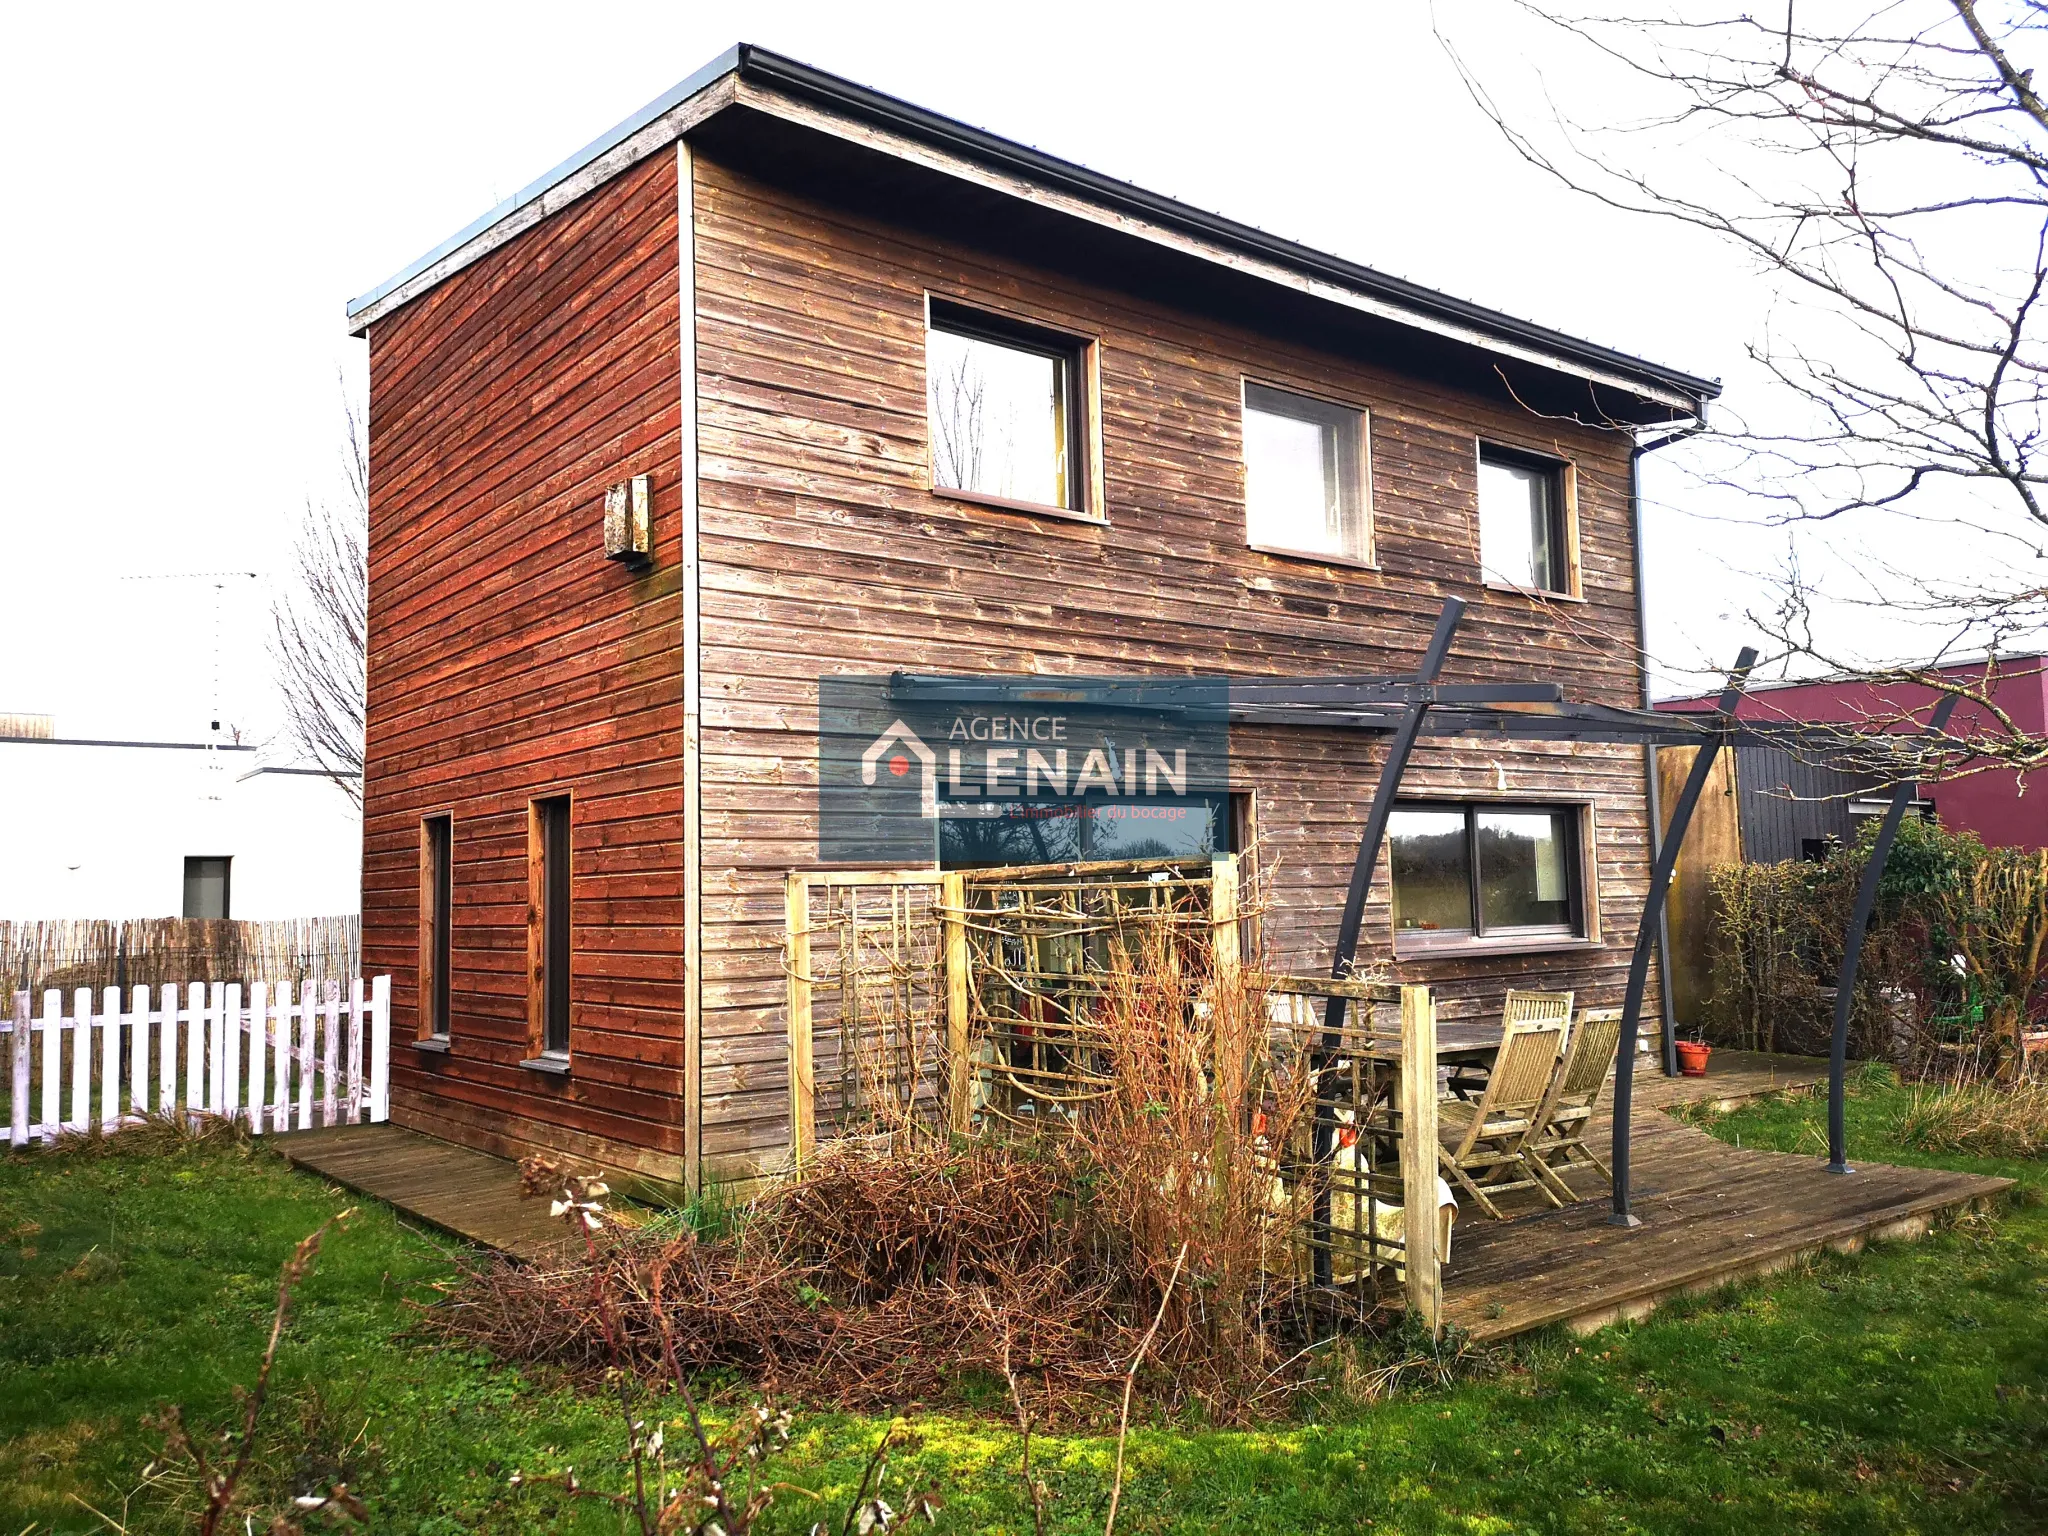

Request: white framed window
left=1478, top=443, right=1575, bottom=594
left=1242, top=382, right=1372, bottom=564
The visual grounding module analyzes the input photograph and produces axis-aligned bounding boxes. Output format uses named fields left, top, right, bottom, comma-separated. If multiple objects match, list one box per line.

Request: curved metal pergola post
left=1826, top=689, right=1962, bottom=1173
left=1312, top=596, right=1464, bottom=1285
left=1609, top=647, right=1757, bottom=1226
left=1325, top=597, right=1467, bottom=1014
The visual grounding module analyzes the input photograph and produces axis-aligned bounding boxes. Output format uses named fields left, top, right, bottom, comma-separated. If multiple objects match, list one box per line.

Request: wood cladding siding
left=361, top=152, right=687, bottom=1181
left=687, top=150, right=1664, bottom=1177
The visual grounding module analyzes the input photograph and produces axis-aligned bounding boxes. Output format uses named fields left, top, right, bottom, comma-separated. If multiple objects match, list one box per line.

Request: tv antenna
left=119, top=570, right=261, bottom=797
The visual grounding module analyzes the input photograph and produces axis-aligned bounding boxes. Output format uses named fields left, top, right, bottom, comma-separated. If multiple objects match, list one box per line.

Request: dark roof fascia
left=344, top=45, right=741, bottom=331
left=737, top=46, right=1719, bottom=413
left=345, top=44, right=1718, bottom=415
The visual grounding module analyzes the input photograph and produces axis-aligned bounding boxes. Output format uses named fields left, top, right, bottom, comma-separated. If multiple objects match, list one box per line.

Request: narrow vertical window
left=1478, top=444, right=1572, bottom=594
left=182, top=856, right=231, bottom=919
left=530, top=796, right=573, bottom=1060
left=420, top=816, right=453, bottom=1040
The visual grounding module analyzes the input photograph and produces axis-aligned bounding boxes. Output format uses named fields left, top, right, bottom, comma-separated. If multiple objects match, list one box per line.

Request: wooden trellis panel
left=784, top=870, right=947, bottom=1166
left=958, top=857, right=1230, bottom=1134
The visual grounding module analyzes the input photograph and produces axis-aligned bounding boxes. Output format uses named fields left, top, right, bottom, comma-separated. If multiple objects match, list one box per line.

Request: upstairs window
left=1389, top=803, right=1584, bottom=947
left=1242, top=383, right=1371, bottom=563
left=1478, top=444, right=1572, bottom=594
left=926, top=299, right=1090, bottom=516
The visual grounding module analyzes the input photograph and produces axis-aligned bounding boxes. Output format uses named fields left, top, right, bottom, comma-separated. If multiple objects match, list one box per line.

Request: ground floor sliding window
left=1388, top=802, right=1584, bottom=947
left=939, top=793, right=1239, bottom=870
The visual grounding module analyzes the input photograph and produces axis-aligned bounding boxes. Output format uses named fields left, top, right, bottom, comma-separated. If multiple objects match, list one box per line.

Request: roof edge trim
left=344, top=46, right=740, bottom=333
left=344, top=42, right=1719, bottom=413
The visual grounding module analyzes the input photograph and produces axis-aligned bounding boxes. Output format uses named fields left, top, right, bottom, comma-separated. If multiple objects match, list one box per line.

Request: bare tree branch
left=1438, top=0, right=2048, bottom=775
left=269, top=399, right=367, bottom=807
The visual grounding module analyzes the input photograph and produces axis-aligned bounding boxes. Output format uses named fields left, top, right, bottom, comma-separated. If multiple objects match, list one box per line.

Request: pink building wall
left=1661, top=657, right=2048, bottom=850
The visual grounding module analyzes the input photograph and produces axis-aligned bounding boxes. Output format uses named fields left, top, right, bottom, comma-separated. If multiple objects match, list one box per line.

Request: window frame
left=1240, top=378, right=1377, bottom=569
left=1386, top=798, right=1601, bottom=957
left=525, top=795, right=574, bottom=1067
left=181, top=855, right=232, bottom=920
left=419, top=814, right=453, bottom=1043
left=923, top=295, right=1102, bottom=525
left=1475, top=440, right=1581, bottom=600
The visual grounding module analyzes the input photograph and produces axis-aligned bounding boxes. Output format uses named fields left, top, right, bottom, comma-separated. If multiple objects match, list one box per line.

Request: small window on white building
left=183, top=856, right=231, bottom=919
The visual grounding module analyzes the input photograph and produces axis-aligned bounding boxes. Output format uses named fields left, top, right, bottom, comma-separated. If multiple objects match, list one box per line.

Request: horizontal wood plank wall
left=362, top=152, right=687, bottom=1181
left=690, top=150, right=1661, bottom=1179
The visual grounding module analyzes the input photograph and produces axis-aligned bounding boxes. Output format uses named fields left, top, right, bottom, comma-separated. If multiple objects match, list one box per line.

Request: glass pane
left=928, top=324, right=1069, bottom=508
left=1476, top=809, right=1576, bottom=930
left=182, top=857, right=229, bottom=920
left=1084, top=797, right=1225, bottom=861
left=939, top=796, right=1230, bottom=869
left=1479, top=454, right=1560, bottom=590
left=1243, top=384, right=1365, bottom=559
left=940, top=801, right=1085, bottom=868
left=1389, top=808, right=1473, bottom=934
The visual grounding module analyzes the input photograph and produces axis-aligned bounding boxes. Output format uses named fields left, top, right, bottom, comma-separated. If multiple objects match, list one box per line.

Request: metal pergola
left=889, top=595, right=1950, bottom=1223
left=1219, top=596, right=1954, bottom=1223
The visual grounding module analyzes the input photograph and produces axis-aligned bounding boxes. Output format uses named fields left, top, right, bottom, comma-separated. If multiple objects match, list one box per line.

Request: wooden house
left=348, top=44, right=1719, bottom=1191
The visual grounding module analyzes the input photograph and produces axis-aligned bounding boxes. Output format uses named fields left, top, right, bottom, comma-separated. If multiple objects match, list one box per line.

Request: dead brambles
left=431, top=946, right=1386, bottom=1425
left=498, top=1168, right=946, bottom=1536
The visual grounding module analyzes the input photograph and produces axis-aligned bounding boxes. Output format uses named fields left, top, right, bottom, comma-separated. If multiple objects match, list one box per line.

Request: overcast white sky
left=1, top=0, right=1979, bottom=748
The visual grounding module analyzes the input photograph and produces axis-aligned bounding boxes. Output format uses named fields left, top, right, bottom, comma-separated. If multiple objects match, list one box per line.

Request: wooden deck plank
left=273, top=1123, right=573, bottom=1261
left=1440, top=1081, right=2011, bottom=1342
left=1628, top=1049, right=1830, bottom=1113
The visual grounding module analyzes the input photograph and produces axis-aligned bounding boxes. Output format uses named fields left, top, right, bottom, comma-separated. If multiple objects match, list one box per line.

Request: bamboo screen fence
left=0, top=917, right=361, bottom=998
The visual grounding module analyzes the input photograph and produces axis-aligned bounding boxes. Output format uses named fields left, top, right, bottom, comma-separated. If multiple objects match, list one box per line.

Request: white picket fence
left=3, top=976, right=390, bottom=1147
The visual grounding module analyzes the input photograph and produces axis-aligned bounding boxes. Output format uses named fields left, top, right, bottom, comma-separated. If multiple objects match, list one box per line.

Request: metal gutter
left=345, top=44, right=1721, bottom=414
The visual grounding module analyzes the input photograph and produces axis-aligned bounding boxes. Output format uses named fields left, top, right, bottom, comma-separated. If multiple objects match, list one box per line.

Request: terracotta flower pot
left=1676, top=1040, right=1712, bottom=1078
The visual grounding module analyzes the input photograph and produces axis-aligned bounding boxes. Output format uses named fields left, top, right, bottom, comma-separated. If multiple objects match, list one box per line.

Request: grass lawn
left=3, top=1077, right=2043, bottom=1535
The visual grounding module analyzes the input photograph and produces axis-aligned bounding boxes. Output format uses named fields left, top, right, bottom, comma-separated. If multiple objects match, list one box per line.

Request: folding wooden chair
left=1436, top=1009, right=1570, bottom=1219
left=1447, top=989, right=1574, bottom=1101
left=1523, top=1006, right=1625, bottom=1203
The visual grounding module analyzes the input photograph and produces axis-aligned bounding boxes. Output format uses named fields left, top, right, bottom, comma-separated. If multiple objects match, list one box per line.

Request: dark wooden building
left=348, top=45, right=1719, bottom=1189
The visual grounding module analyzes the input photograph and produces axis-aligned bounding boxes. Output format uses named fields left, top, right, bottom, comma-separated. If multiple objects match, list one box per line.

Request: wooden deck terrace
left=1441, top=1051, right=2012, bottom=1341
left=274, top=1051, right=2013, bottom=1341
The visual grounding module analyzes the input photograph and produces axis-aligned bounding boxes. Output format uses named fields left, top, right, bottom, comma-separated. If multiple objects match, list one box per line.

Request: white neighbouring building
left=0, top=722, right=360, bottom=919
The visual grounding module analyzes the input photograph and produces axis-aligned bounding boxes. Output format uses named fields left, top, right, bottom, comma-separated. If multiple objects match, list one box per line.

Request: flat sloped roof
left=346, top=43, right=1719, bottom=418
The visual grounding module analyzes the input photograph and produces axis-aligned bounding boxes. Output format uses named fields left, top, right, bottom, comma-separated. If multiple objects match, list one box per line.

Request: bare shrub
left=431, top=970, right=1351, bottom=1425
left=1069, top=909, right=1319, bottom=1384
left=139, top=1211, right=366, bottom=1535
left=1944, top=846, right=2048, bottom=1078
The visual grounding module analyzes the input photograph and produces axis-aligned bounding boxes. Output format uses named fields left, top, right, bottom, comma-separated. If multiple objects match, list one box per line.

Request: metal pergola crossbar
left=887, top=597, right=1951, bottom=1224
